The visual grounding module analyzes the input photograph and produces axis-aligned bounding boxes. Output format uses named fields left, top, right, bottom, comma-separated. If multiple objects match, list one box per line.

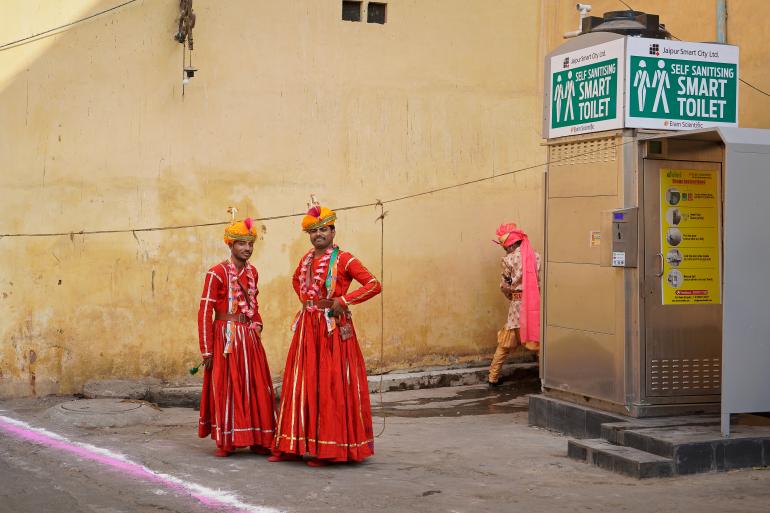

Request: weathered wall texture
left=0, top=0, right=546, bottom=397
left=545, top=0, right=770, bottom=126
left=1, top=0, right=769, bottom=397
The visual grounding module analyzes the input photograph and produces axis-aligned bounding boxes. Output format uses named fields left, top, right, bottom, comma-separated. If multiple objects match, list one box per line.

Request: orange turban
left=301, top=205, right=337, bottom=232
left=224, top=217, right=257, bottom=245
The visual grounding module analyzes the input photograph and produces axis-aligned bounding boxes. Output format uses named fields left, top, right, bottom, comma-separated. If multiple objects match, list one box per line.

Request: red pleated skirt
left=274, top=310, right=374, bottom=462
left=198, top=320, right=276, bottom=451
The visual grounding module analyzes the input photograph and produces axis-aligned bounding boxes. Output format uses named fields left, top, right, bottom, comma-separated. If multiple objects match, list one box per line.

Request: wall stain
left=29, top=349, right=37, bottom=396
left=0, top=1, right=560, bottom=398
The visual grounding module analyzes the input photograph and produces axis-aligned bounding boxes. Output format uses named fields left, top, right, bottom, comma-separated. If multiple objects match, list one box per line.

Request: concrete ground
left=1, top=383, right=769, bottom=513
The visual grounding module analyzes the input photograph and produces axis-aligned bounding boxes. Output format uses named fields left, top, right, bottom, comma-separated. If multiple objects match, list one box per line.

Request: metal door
left=642, top=159, right=722, bottom=398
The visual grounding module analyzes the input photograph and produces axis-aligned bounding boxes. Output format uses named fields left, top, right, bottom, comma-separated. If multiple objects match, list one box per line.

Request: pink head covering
left=494, top=223, right=520, bottom=247
left=494, top=223, right=541, bottom=345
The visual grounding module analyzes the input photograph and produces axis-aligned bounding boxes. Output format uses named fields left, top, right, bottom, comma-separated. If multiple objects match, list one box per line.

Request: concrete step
left=145, top=362, right=538, bottom=408
left=618, top=426, right=770, bottom=475
left=371, top=362, right=538, bottom=393
left=533, top=394, right=770, bottom=477
left=528, top=395, right=627, bottom=438
left=567, top=438, right=674, bottom=479
left=600, top=415, right=720, bottom=446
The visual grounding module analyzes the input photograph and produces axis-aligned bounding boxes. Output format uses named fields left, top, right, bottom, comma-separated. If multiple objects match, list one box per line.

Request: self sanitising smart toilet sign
left=625, top=38, right=739, bottom=130
left=548, top=38, right=626, bottom=138
left=546, top=37, right=739, bottom=138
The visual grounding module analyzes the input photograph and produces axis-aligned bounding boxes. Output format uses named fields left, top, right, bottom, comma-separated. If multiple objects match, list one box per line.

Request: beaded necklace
left=298, top=245, right=337, bottom=307
left=224, top=259, right=257, bottom=326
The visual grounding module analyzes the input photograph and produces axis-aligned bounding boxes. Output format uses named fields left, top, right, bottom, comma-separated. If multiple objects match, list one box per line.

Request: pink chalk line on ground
left=0, top=412, right=281, bottom=513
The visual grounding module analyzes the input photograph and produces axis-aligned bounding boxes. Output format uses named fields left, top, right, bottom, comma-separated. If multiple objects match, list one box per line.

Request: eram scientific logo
left=649, top=43, right=659, bottom=56
left=666, top=170, right=682, bottom=179
left=570, top=123, right=596, bottom=133
left=563, top=56, right=570, bottom=69
left=664, top=120, right=707, bottom=129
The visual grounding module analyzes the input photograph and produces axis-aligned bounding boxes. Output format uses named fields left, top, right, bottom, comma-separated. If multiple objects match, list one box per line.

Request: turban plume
left=302, top=206, right=337, bottom=232
left=224, top=217, right=258, bottom=245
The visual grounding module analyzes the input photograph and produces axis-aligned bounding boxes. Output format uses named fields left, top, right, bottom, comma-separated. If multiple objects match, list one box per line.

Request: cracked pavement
left=1, top=384, right=769, bottom=513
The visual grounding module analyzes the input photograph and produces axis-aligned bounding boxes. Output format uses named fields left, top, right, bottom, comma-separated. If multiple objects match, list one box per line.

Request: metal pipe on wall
left=717, top=0, right=727, bottom=43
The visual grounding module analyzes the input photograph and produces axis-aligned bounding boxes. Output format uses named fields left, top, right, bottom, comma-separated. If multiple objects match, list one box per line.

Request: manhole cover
left=60, top=399, right=144, bottom=414
left=46, top=398, right=160, bottom=428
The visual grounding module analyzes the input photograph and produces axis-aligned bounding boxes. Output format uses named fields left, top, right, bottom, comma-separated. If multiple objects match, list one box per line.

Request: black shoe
left=488, top=379, right=503, bottom=388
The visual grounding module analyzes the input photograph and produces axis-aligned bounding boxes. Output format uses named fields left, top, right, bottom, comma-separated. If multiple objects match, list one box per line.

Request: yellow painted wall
left=0, top=0, right=546, bottom=397
left=1, top=0, right=769, bottom=398
left=545, top=0, right=770, bottom=126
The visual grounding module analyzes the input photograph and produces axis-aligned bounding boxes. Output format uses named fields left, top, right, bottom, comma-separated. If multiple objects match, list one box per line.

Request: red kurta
left=197, top=260, right=276, bottom=452
left=274, top=249, right=382, bottom=462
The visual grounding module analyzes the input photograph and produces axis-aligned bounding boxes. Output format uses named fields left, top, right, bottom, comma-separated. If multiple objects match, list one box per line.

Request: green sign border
left=628, top=56, right=737, bottom=123
left=551, top=58, right=618, bottom=129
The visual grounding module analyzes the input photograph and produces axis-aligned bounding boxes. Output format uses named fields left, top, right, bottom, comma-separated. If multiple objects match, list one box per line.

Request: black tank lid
left=581, top=10, right=671, bottom=39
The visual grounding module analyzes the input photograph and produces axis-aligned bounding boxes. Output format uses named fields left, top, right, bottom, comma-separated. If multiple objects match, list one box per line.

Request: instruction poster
left=660, top=168, right=721, bottom=305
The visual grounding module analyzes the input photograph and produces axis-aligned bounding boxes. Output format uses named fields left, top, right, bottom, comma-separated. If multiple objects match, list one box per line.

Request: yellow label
left=660, top=168, right=721, bottom=305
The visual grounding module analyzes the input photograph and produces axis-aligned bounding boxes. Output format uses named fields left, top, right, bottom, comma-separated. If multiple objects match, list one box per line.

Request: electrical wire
left=0, top=0, right=139, bottom=52
left=0, top=139, right=640, bottom=239
left=2, top=0, right=766, bottom=237
left=615, top=0, right=770, bottom=98
left=374, top=201, right=388, bottom=437
left=739, top=78, right=770, bottom=98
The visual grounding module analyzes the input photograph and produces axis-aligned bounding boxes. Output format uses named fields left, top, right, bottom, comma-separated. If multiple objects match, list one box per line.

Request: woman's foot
left=267, top=452, right=301, bottom=463
left=214, top=448, right=231, bottom=457
left=249, top=445, right=271, bottom=456
left=306, top=458, right=330, bottom=467
left=488, top=379, right=503, bottom=388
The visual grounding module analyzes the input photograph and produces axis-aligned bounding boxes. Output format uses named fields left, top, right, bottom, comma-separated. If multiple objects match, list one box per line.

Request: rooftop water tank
left=581, top=10, right=671, bottom=39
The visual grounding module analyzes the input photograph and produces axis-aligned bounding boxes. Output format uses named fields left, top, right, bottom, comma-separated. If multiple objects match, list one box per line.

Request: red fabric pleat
left=273, top=311, right=374, bottom=462
left=198, top=321, right=276, bottom=451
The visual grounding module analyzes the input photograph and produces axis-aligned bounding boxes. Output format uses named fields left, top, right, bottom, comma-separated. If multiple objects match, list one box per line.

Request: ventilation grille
left=649, top=358, right=721, bottom=392
left=551, top=137, right=618, bottom=166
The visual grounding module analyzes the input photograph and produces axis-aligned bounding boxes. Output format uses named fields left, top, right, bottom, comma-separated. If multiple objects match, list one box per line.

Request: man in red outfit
left=197, top=216, right=276, bottom=457
left=270, top=200, right=382, bottom=466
